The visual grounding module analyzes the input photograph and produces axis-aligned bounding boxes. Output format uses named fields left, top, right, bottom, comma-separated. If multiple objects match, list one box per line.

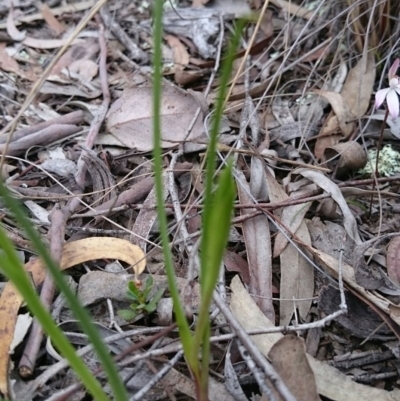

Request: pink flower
left=375, top=58, right=400, bottom=120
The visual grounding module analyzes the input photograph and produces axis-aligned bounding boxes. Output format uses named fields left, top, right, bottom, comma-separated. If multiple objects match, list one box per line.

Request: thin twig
left=129, top=351, right=183, bottom=401
left=237, top=341, right=279, bottom=401
left=213, top=291, right=297, bottom=401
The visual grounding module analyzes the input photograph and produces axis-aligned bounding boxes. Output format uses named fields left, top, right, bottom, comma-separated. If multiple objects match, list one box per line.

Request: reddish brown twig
left=0, top=110, right=84, bottom=144
left=0, top=125, right=82, bottom=156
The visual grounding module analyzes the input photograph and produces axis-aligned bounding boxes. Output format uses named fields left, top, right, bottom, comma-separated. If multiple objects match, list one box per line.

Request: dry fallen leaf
left=38, top=3, right=65, bottom=35
left=165, top=35, right=190, bottom=72
left=0, top=43, right=37, bottom=81
left=131, top=178, right=168, bottom=253
left=269, top=335, right=321, bottom=401
left=7, top=8, right=26, bottom=41
left=265, top=169, right=314, bottom=326
left=0, top=237, right=145, bottom=397
left=314, top=113, right=342, bottom=160
left=387, top=236, right=400, bottom=286
left=50, top=40, right=100, bottom=78
left=295, top=168, right=362, bottom=244
left=223, top=250, right=250, bottom=285
left=236, top=170, right=275, bottom=322
left=313, top=90, right=354, bottom=137
left=340, top=52, right=375, bottom=119
left=106, top=85, right=204, bottom=152
left=279, top=224, right=314, bottom=326
left=230, top=275, right=400, bottom=401
left=324, top=141, right=367, bottom=177
left=273, top=201, right=312, bottom=257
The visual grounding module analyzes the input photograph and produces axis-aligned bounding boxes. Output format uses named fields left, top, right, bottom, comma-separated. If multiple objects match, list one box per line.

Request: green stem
left=151, top=0, right=192, bottom=357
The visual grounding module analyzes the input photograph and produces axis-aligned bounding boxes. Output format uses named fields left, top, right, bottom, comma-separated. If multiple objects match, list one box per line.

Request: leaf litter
left=1, top=0, right=400, bottom=400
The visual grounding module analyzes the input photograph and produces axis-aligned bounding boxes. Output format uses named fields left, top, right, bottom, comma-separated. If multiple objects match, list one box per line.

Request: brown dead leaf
left=387, top=236, right=400, bottom=286
left=50, top=40, right=100, bottom=78
left=324, top=141, right=367, bottom=177
left=106, top=86, right=203, bottom=152
left=295, top=168, right=362, bottom=244
left=313, top=90, right=354, bottom=137
left=223, top=250, right=250, bottom=284
left=165, top=35, right=190, bottom=71
left=314, top=113, right=342, bottom=160
left=131, top=179, right=168, bottom=254
left=265, top=169, right=314, bottom=325
left=279, top=225, right=314, bottom=326
left=230, top=275, right=400, bottom=401
left=273, top=201, right=312, bottom=257
left=340, top=52, right=375, bottom=119
left=0, top=43, right=36, bottom=81
left=236, top=170, right=274, bottom=322
left=0, top=238, right=145, bottom=397
left=39, top=81, right=102, bottom=99
left=23, top=36, right=84, bottom=49
left=192, top=0, right=209, bottom=7
left=38, top=3, right=65, bottom=35
left=174, top=69, right=205, bottom=86
left=269, top=335, right=321, bottom=401
left=319, top=286, right=392, bottom=340
left=7, top=7, right=26, bottom=41
left=68, top=59, right=99, bottom=82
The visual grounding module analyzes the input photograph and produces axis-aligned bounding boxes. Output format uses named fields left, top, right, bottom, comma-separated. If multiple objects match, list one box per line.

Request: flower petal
left=389, top=58, right=400, bottom=79
left=386, top=89, right=399, bottom=119
left=375, top=87, right=390, bottom=109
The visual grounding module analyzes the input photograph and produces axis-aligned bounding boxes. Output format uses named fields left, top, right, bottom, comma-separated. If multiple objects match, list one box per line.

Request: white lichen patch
left=359, top=144, right=400, bottom=176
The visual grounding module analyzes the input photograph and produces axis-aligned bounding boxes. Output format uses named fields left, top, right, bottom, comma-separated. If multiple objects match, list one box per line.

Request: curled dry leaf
left=50, top=40, right=100, bottom=79
left=324, top=141, right=367, bottom=177
left=314, top=53, right=375, bottom=159
left=295, top=168, right=362, bottom=244
left=0, top=237, right=145, bottom=397
left=223, top=250, right=250, bottom=284
left=314, top=114, right=342, bottom=160
left=106, top=86, right=203, bottom=152
left=313, top=90, right=354, bottom=137
left=164, top=35, right=190, bottom=72
left=7, top=8, right=26, bottom=41
left=387, top=236, right=400, bottom=286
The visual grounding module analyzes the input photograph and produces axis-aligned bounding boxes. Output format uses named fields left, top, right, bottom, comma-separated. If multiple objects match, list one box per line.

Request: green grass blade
left=0, top=225, right=110, bottom=401
left=201, top=21, right=244, bottom=247
left=151, top=0, right=192, bottom=357
left=194, top=160, right=236, bottom=351
left=0, top=180, right=128, bottom=401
